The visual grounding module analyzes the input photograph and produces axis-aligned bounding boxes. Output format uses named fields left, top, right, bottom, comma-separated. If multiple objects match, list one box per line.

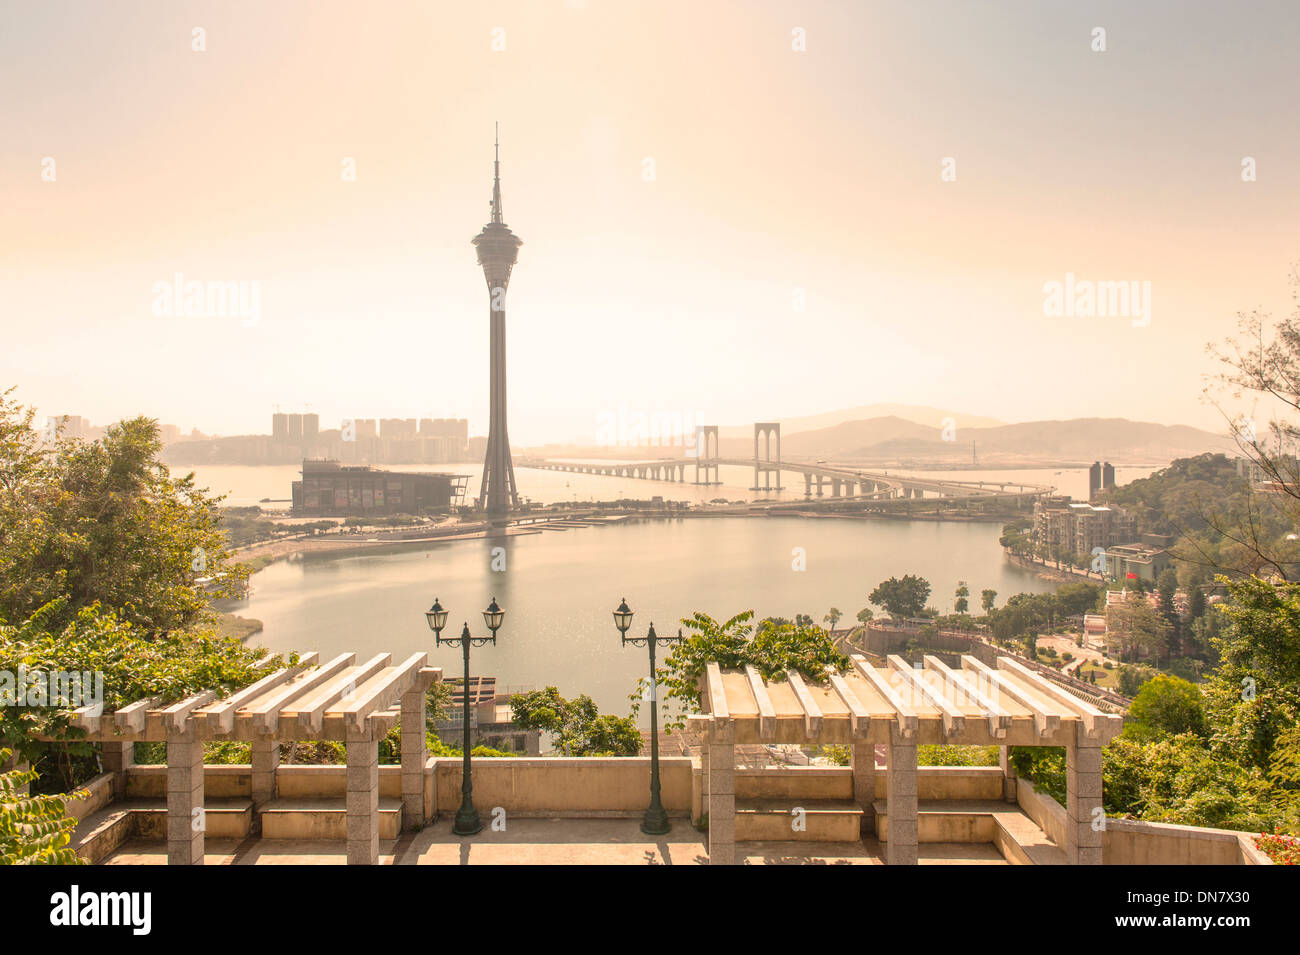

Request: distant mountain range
left=525, top=404, right=1235, bottom=468
left=717, top=415, right=1235, bottom=466
left=716, top=404, right=1006, bottom=438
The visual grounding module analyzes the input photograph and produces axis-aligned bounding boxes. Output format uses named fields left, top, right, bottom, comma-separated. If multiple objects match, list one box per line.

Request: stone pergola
left=53, top=651, right=440, bottom=865
left=687, top=653, right=1123, bottom=865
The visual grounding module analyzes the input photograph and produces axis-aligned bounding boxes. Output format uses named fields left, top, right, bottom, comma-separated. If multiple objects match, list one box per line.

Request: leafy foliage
left=1201, top=575, right=1300, bottom=773
left=1124, top=675, right=1206, bottom=740
left=1104, top=592, right=1172, bottom=662
left=510, top=686, right=640, bottom=756
left=868, top=575, right=931, bottom=619
left=918, top=745, right=998, bottom=767
left=1012, top=576, right=1300, bottom=835
left=0, top=600, right=278, bottom=790
left=986, top=583, right=1100, bottom=644
left=0, top=749, right=84, bottom=865
left=0, top=391, right=249, bottom=633
left=636, top=611, right=850, bottom=729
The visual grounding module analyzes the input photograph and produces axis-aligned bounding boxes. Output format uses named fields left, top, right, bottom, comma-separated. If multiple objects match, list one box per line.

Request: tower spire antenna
left=491, top=121, right=503, bottom=224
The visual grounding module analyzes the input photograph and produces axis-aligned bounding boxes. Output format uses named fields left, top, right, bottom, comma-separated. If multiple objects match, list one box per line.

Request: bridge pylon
left=692, top=425, right=721, bottom=485
left=750, top=422, right=784, bottom=491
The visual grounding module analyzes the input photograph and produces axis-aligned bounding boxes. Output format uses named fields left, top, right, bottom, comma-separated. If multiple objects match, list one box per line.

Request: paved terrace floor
left=101, top=818, right=1007, bottom=865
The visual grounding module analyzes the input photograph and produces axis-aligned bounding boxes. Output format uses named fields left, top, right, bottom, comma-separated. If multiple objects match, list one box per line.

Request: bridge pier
left=751, top=422, right=784, bottom=492
left=694, top=425, right=721, bottom=485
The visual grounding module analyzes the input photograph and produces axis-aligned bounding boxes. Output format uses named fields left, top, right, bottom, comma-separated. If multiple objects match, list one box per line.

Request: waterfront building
left=1033, top=496, right=1136, bottom=558
left=291, top=459, right=467, bottom=515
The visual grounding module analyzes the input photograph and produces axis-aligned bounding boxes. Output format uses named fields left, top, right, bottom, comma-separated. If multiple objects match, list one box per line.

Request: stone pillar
left=850, top=742, right=877, bottom=832
left=250, top=736, right=278, bottom=825
left=101, top=741, right=133, bottom=800
left=706, top=722, right=735, bottom=866
left=1066, top=725, right=1104, bottom=865
left=346, top=727, right=380, bottom=865
left=400, top=684, right=428, bottom=830
left=166, top=730, right=204, bottom=865
left=999, top=745, right=1017, bottom=803
left=885, top=723, right=918, bottom=865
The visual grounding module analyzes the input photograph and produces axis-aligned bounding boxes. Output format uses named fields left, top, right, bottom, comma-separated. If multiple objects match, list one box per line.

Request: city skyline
left=4, top=1, right=1299, bottom=447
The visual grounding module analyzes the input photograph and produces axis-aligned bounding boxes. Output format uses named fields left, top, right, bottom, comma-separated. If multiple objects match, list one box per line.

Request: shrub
left=0, top=749, right=84, bottom=865
left=918, top=745, right=998, bottom=767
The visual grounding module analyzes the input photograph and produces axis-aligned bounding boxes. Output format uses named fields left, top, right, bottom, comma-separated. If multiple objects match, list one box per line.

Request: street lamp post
left=612, top=597, right=682, bottom=835
left=426, top=596, right=504, bottom=836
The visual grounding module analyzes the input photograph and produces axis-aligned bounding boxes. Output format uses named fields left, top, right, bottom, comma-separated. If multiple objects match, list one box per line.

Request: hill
left=731, top=416, right=1234, bottom=466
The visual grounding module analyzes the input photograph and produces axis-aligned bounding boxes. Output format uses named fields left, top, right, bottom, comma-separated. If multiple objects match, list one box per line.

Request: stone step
left=70, top=806, right=136, bottom=864
left=872, top=799, right=1063, bottom=863
left=992, top=811, right=1066, bottom=865
left=258, top=797, right=403, bottom=840
left=128, top=798, right=254, bottom=840
left=873, top=799, right=1006, bottom=843
left=736, top=799, right=863, bottom=842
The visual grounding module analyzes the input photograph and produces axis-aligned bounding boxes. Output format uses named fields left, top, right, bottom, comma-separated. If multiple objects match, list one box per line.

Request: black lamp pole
left=427, top=596, right=503, bottom=836
left=612, top=598, right=682, bottom=835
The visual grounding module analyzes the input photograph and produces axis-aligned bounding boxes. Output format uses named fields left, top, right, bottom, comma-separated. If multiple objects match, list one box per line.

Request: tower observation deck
left=472, top=124, right=522, bottom=515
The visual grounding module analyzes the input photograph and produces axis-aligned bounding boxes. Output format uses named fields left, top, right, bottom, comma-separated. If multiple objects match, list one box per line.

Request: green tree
left=509, top=687, right=639, bottom=756
left=0, top=392, right=249, bottom=633
left=1202, top=576, right=1300, bottom=773
left=1104, top=592, right=1171, bottom=663
left=869, top=575, right=931, bottom=620
left=1056, top=582, right=1102, bottom=617
left=1187, top=577, right=1207, bottom=621
left=823, top=607, right=842, bottom=631
left=1118, top=663, right=1156, bottom=697
left=1156, top=568, right=1182, bottom=656
left=1126, top=675, right=1207, bottom=739
left=856, top=607, right=873, bottom=626
left=954, top=581, right=969, bottom=614
left=981, top=589, right=997, bottom=614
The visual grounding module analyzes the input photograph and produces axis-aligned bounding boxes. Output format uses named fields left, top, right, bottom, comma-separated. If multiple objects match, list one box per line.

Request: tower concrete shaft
left=473, top=125, right=522, bottom=515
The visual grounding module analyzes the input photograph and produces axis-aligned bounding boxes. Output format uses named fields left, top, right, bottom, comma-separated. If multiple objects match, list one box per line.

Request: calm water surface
left=229, top=517, right=1057, bottom=722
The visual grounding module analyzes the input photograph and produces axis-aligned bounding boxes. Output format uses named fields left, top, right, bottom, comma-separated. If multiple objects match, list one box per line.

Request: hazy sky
left=3, top=0, right=1298, bottom=445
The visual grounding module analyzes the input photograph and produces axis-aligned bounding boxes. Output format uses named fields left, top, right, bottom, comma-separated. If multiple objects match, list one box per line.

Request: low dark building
left=291, top=459, right=467, bottom=515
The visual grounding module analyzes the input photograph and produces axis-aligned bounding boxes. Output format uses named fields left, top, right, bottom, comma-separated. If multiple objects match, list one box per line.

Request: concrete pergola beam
left=887, top=655, right=966, bottom=737
left=923, top=655, right=1011, bottom=738
left=828, top=672, right=871, bottom=738
left=242, top=652, right=356, bottom=734
left=743, top=666, right=775, bottom=740
left=198, top=653, right=318, bottom=734
left=785, top=671, right=823, bottom=738
left=280, top=653, right=391, bottom=734
left=851, top=656, right=918, bottom=740
left=961, top=656, right=1060, bottom=738
left=335, top=652, right=428, bottom=735
left=113, top=695, right=162, bottom=735
left=995, top=657, right=1122, bottom=741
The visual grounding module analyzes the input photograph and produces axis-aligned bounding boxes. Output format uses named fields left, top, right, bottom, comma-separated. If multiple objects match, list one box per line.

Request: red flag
left=1126, top=572, right=1137, bottom=580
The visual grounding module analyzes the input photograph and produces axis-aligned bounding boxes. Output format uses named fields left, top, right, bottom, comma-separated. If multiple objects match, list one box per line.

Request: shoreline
left=1003, top=550, right=1107, bottom=584
left=232, top=507, right=1024, bottom=574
